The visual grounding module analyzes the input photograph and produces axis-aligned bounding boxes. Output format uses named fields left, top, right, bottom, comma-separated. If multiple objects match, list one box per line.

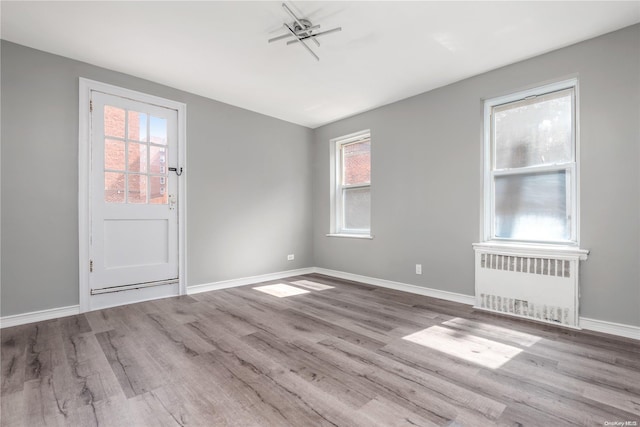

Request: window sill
left=472, top=241, right=589, bottom=260
left=326, top=233, right=373, bottom=240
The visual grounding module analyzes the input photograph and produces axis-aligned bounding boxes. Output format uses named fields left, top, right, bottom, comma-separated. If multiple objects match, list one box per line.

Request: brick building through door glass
left=103, top=105, right=168, bottom=204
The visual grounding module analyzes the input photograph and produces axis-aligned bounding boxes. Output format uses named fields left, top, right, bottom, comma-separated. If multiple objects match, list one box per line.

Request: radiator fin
left=479, top=293, right=571, bottom=325
left=480, top=253, right=570, bottom=278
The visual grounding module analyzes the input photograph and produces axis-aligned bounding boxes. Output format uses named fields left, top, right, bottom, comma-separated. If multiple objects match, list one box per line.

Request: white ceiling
left=2, top=1, right=639, bottom=128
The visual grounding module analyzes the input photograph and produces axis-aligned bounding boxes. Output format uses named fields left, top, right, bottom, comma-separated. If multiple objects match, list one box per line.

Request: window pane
left=104, top=139, right=125, bottom=171
left=128, top=111, right=147, bottom=142
left=343, top=187, right=370, bottom=231
left=128, top=174, right=147, bottom=204
left=150, top=146, right=167, bottom=174
left=494, top=171, right=570, bottom=241
left=149, top=176, right=168, bottom=205
left=127, top=142, right=147, bottom=173
left=494, top=89, right=572, bottom=169
left=342, top=140, right=370, bottom=185
left=150, top=116, right=167, bottom=145
left=104, top=172, right=125, bottom=203
left=104, top=106, right=125, bottom=139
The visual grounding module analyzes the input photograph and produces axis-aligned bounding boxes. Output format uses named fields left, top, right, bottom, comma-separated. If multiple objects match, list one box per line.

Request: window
left=330, top=130, right=371, bottom=236
left=103, top=106, right=169, bottom=205
left=483, top=80, right=578, bottom=245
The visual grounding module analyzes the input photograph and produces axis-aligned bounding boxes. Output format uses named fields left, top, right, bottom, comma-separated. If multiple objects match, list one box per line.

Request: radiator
left=472, top=244, right=588, bottom=328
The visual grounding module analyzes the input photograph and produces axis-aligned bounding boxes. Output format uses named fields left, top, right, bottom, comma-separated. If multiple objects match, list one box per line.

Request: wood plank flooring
left=2, top=273, right=639, bottom=426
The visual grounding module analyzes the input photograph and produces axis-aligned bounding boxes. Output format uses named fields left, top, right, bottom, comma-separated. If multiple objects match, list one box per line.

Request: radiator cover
left=473, top=243, right=588, bottom=329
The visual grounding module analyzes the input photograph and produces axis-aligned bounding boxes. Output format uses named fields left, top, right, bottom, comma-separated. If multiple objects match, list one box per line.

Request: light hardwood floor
left=1, top=274, right=639, bottom=426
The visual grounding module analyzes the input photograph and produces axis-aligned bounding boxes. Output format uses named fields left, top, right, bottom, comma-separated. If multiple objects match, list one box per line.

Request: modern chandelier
left=268, top=3, right=342, bottom=61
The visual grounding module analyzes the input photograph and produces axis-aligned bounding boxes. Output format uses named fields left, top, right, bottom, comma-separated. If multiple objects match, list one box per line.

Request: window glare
left=343, top=187, right=371, bottom=230
left=486, top=82, right=577, bottom=244
left=494, top=90, right=573, bottom=170
left=494, top=171, right=570, bottom=241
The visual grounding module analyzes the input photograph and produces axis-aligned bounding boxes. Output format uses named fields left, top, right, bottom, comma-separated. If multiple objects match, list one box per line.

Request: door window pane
left=104, top=139, right=125, bottom=171
left=342, top=140, right=371, bottom=185
left=343, top=187, right=371, bottom=230
left=104, top=106, right=125, bottom=139
left=149, top=176, right=168, bottom=204
left=102, top=104, right=173, bottom=206
left=494, top=171, right=569, bottom=241
left=128, top=174, right=148, bottom=204
left=128, top=111, right=148, bottom=142
left=150, top=116, right=167, bottom=145
left=127, top=142, right=148, bottom=173
left=494, top=89, right=572, bottom=169
left=104, top=172, right=125, bottom=203
left=150, top=146, right=167, bottom=174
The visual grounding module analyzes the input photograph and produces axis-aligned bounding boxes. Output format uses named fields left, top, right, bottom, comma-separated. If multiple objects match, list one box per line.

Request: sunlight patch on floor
left=442, top=318, right=542, bottom=347
left=291, top=280, right=335, bottom=291
left=253, top=283, right=309, bottom=298
left=402, top=325, right=523, bottom=369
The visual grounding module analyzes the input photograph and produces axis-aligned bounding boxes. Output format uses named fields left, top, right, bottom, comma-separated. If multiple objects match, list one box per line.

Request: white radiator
left=472, top=244, right=588, bottom=328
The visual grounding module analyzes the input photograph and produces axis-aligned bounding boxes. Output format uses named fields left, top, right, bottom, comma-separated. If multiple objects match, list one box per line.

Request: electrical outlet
left=416, top=264, right=422, bottom=275
left=287, top=254, right=295, bottom=261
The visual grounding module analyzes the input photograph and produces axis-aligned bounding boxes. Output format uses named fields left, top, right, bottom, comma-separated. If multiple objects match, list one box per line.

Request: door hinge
left=89, top=259, right=93, bottom=273
left=90, top=100, right=93, bottom=112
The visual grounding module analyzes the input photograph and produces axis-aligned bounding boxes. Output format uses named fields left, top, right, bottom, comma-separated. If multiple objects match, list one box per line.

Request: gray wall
left=312, top=25, right=640, bottom=327
left=1, top=41, right=314, bottom=316
left=3, top=25, right=639, bottom=328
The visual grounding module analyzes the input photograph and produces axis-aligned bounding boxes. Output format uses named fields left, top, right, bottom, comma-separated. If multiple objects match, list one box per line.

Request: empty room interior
left=1, top=1, right=640, bottom=426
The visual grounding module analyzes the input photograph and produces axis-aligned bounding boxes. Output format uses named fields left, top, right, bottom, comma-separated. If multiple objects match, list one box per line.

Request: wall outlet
left=416, top=264, right=422, bottom=275
left=287, top=254, right=295, bottom=261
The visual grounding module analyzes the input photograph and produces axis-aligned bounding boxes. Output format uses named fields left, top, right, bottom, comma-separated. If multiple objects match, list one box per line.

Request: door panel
left=103, top=219, right=169, bottom=268
left=90, top=91, right=178, bottom=296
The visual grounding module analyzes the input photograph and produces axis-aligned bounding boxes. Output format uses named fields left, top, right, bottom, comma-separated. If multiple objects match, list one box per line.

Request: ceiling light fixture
left=268, top=3, right=342, bottom=61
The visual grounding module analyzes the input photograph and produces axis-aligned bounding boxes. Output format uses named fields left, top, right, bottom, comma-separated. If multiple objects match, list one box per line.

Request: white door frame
left=78, top=78, right=187, bottom=313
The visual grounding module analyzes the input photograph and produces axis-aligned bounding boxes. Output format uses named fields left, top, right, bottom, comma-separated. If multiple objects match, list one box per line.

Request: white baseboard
left=0, top=305, right=80, bottom=329
left=312, top=267, right=476, bottom=305
left=579, top=317, right=640, bottom=340
left=313, top=267, right=640, bottom=341
left=186, top=267, right=315, bottom=295
left=3, top=268, right=638, bottom=341
left=0, top=268, right=315, bottom=329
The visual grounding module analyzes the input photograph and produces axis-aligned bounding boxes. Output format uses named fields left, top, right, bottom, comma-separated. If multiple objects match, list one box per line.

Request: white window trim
left=481, top=78, right=581, bottom=248
left=325, top=233, right=374, bottom=239
left=329, top=129, right=372, bottom=238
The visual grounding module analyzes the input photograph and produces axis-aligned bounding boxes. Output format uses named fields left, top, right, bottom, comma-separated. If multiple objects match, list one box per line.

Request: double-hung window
left=331, top=130, right=371, bottom=236
left=484, top=79, right=578, bottom=245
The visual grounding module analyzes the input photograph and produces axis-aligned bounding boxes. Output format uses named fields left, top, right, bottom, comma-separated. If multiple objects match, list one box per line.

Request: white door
left=89, top=91, right=180, bottom=308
